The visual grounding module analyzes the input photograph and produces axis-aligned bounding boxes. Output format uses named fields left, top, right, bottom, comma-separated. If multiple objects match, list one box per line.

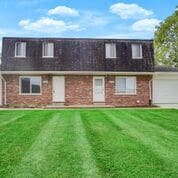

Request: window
left=132, top=44, right=142, bottom=58
left=42, top=42, right=54, bottom=57
left=15, top=42, right=26, bottom=57
left=20, top=77, right=41, bottom=94
left=116, top=77, right=136, bottom=94
left=105, top=43, right=116, bottom=58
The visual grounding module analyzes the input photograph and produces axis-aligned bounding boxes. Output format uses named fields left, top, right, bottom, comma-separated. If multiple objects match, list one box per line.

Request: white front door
left=52, top=76, right=65, bottom=102
left=93, top=77, right=105, bottom=102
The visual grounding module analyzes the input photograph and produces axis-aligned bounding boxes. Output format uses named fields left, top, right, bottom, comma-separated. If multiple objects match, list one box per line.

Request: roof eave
left=0, top=71, right=154, bottom=75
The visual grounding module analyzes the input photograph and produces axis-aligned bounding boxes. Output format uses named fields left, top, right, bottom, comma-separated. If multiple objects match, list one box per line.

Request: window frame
left=15, top=42, right=26, bottom=58
left=131, top=44, right=142, bottom=59
left=105, top=43, right=117, bottom=59
left=19, top=76, right=42, bottom=95
left=115, top=76, right=137, bottom=95
left=42, top=42, right=54, bottom=58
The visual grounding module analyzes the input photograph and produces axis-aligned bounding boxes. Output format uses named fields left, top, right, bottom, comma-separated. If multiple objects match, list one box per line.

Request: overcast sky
left=0, top=0, right=177, bottom=51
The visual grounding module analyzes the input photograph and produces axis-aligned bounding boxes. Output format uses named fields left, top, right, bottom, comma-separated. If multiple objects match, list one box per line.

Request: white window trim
left=42, top=42, right=54, bottom=58
left=132, top=44, right=142, bottom=59
left=19, top=76, right=42, bottom=95
left=115, top=76, right=137, bottom=95
left=105, top=43, right=117, bottom=59
left=15, top=42, right=26, bottom=58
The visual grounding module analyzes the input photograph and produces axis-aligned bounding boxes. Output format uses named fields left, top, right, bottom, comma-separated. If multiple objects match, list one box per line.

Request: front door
left=93, top=77, right=105, bottom=102
left=52, top=76, right=65, bottom=102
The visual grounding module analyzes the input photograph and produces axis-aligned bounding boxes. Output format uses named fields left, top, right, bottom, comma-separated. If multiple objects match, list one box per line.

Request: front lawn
left=0, top=109, right=178, bottom=177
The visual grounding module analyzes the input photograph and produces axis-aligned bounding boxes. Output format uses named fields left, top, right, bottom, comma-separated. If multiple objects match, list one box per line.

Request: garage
left=153, top=74, right=178, bottom=104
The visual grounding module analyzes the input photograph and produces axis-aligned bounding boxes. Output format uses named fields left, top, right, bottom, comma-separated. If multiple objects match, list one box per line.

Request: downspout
left=149, top=79, right=153, bottom=106
left=0, top=75, right=6, bottom=105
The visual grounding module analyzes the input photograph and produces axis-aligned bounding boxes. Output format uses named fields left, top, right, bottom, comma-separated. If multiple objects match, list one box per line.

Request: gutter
left=154, top=72, right=178, bottom=75
left=2, top=71, right=178, bottom=75
left=0, top=75, right=6, bottom=105
left=149, top=79, right=153, bottom=106
left=0, top=71, right=154, bottom=75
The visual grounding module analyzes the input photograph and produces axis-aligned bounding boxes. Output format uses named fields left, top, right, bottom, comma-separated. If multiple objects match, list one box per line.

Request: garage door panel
left=153, top=79, right=178, bottom=104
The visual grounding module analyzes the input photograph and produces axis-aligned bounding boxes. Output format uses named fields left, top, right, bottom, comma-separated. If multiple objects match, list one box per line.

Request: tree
left=154, top=7, right=178, bottom=67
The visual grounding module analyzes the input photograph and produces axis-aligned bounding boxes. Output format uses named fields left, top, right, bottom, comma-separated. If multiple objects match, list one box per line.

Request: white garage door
left=153, top=79, right=178, bottom=104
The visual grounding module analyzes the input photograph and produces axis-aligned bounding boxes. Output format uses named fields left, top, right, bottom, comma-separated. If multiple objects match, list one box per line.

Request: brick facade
left=65, top=75, right=93, bottom=105
left=2, top=74, right=152, bottom=107
left=105, top=75, right=152, bottom=106
left=3, top=75, right=52, bottom=106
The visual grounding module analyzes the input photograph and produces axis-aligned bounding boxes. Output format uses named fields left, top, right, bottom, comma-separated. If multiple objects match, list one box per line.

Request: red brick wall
left=65, top=75, right=93, bottom=105
left=2, top=74, right=152, bottom=107
left=105, top=75, right=152, bottom=106
left=3, top=75, right=52, bottom=106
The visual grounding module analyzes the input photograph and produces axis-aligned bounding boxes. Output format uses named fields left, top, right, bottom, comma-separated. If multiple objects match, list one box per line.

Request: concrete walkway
left=156, top=104, right=178, bottom=109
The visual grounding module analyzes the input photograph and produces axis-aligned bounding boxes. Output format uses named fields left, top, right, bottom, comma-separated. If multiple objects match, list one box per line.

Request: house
left=0, top=37, right=177, bottom=107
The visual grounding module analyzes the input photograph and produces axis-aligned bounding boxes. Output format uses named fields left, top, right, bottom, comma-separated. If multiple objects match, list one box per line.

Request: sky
left=0, top=0, right=177, bottom=51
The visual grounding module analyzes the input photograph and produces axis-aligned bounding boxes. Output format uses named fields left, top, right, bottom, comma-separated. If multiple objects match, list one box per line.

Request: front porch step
left=93, top=102, right=106, bottom=105
left=46, top=104, right=114, bottom=109
left=68, top=104, right=113, bottom=108
left=46, top=102, right=64, bottom=108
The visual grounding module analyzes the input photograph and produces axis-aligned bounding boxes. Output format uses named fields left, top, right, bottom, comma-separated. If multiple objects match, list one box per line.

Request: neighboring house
left=0, top=37, right=177, bottom=107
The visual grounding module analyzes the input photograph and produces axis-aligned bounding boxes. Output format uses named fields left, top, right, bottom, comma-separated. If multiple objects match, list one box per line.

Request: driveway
left=156, top=104, right=178, bottom=109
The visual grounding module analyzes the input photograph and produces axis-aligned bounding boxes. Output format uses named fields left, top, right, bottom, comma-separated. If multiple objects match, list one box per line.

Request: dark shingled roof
left=154, top=65, right=178, bottom=72
left=1, top=37, right=154, bottom=72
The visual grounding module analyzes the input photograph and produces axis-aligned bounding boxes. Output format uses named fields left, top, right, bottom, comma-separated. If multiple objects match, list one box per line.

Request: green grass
left=0, top=109, right=178, bottom=177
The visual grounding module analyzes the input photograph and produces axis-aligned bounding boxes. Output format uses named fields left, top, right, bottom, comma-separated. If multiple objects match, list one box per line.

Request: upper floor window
left=132, top=44, right=142, bottom=59
left=42, top=42, right=54, bottom=58
left=15, top=42, right=26, bottom=57
left=116, top=77, right=136, bottom=95
left=105, top=43, right=116, bottom=58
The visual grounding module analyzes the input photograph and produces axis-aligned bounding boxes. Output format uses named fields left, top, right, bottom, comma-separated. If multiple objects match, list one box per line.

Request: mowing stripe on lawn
left=123, top=110, right=176, bottom=138
left=120, top=110, right=178, bottom=145
left=0, top=114, right=26, bottom=127
left=12, top=113, right=61, bottom=178
left=74, top=111, right=101, bottom=178
left=103, top=110, right=178, bottom=167
left=143, top=110, right=178, bottom=131
left=1, top=109, right=178, bottom=177
left=79, top=110, right=125, bottom=177
left=0, top=111, right=57, bottom=177
left=80, top=110, right=173, bottom=177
